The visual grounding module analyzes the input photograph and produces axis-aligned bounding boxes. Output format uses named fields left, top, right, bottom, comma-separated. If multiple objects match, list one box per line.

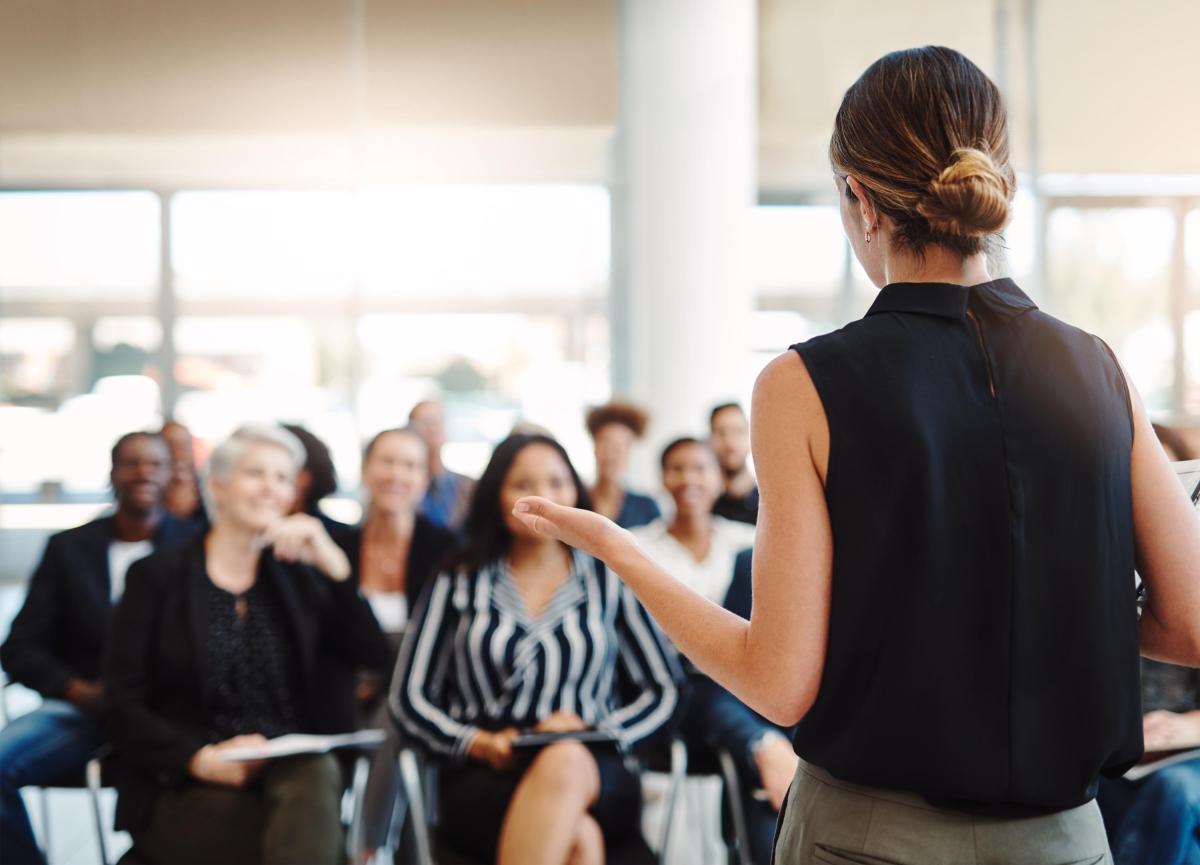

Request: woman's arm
left=515, top=351, right=833, bottom=726
left=1126, top=375, right=1200, bottom=665
left=599, top=581, right=683, bottom=749
left=388, top=573, right=481, bottom=760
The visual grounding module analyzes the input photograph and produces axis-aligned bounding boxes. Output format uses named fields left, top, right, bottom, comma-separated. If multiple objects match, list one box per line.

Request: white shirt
left=632, top=517, right=756, bottom=606
left=107, top=539, right=154, bottom=603
left=366, top=591, right=409, bottom=635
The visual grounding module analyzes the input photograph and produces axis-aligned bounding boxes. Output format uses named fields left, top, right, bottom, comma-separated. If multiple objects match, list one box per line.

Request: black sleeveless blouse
left=790, top=278, right=1142, bottom=813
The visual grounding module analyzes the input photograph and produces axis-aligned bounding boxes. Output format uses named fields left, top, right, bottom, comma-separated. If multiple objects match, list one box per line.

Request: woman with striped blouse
left=390, top=433, right=681, bottom=865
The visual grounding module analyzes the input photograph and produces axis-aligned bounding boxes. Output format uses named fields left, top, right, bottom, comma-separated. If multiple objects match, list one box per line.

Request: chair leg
left=657, top=739, right=688, bottom=865
left=717, top=750, right=753, bottom=865
left=345, top=755, right=371, bottom=864
left=398, top=749, right=434, bottom=865
left=38, top=788, right=52, bottom=861
left=87, top=758, right=110, bottom=865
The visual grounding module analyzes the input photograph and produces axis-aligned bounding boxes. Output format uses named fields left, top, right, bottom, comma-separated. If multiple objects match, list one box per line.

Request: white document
left=1173, top=459, right=1200, bottom=507
left=1125, top=744, right=1200, bottom=782
left=218, top=729, right=388, bottom=762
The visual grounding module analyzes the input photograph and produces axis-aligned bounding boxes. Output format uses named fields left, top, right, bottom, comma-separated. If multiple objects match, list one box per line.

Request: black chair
left=386, top=742, right=664, bottom=865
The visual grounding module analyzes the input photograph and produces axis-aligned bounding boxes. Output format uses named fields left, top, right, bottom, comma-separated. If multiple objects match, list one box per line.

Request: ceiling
left=1, top=0, right=1198, bottom=189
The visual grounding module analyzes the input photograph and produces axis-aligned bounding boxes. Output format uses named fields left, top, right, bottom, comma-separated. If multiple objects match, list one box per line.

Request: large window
left=0, top=185, right=611, bottom=501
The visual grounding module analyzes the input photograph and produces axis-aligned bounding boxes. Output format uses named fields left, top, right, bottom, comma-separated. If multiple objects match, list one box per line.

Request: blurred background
left=3, top=2, right=1200, bottom=861
left=2, top=0, right=1199, bottom=545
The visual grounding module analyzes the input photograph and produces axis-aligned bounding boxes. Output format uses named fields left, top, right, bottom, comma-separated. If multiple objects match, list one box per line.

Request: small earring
left=865, top=230, right=872, bottom=244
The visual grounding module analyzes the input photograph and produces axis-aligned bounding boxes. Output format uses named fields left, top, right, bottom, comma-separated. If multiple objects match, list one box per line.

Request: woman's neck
left=508, top=536, right=570, bottom=573
left=593, top=475, right=621, bottom=496
left=205, top=521, right=261, bottom=590
left=364, top=506, right=415, bottom=542
left=882, top=248, right=991, bottom=287
left=670, top=508, right=713, bottom=541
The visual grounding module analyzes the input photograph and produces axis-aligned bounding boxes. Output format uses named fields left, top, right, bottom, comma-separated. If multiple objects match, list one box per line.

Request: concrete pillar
left=612, top=0, right=757, bottom=481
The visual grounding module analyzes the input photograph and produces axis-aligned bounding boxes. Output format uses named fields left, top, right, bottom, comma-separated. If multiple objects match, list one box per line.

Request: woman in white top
left=633, top=437, right=755, bottom=607
left=337, top=427, right=458, bottom=861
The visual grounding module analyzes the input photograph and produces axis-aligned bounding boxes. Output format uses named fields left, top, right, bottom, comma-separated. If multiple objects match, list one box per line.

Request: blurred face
left=363, top=432, right=429, bottom=516
left=408, top=402, right=446, bottom=455
left=710, top=407, right=750, bottom=475
left=161, top=422, right=196, bottom=478
left=501, top=443, right=579, bottom=540
left=592, top=423, right=634, bottom=484
left=662, top=442, right=723, bottom=517
left=210, top=443, right=298, bottom=533
left=111, top=436, right=172, bottom=515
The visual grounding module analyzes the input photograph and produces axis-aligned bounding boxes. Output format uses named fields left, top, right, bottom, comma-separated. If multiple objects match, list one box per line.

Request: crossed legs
left=497, top=740, right=604, bottom=865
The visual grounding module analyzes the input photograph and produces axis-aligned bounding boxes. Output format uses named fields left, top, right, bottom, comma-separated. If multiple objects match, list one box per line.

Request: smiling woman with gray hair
left=105, top=423, right=389, bottom=865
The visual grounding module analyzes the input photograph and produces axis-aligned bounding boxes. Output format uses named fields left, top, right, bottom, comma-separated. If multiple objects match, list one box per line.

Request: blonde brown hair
left=586, top=400, right=650, bottom=439
left=830, top=46, right=1015, bottom=257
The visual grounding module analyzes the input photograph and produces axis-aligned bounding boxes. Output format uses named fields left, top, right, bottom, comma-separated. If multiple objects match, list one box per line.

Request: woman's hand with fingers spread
left=512, top=497, right=634, bottom=566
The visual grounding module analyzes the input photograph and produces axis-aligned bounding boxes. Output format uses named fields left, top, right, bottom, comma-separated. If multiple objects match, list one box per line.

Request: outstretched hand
left=512, top=497, right=633, bottom=565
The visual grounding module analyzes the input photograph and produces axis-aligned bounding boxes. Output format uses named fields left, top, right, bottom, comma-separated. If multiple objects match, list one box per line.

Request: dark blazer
left=614, top=490, right=662, bottom=530
left=336, top=514, right=459, bottom=614
left=104, top=534, right=390, bottom=833
left=0, top=514, right=198, bottom=699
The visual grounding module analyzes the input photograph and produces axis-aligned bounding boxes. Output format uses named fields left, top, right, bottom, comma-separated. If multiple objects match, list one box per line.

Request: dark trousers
left=130, top=754, right=344, bottom=865
left=1097, top=757, right=1200, bottom=865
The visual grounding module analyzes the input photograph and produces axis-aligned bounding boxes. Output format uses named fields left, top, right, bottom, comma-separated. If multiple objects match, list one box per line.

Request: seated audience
left=685, top=550, right=797, bottom=865
left=633, top=438, right=792, bottom=862
left=391, top=433, right=680, bottom=865
left=408, top=399, right=476, bottom=533
left=0, top=431, right=194, bottom=865
left=160, top=419, right=206, bottom=523
left=586, top=401, right=662, bottom=529
left=1096, top=424, right=1199, bottom=865
left=104, top=423, right=388, bottom=865
left=282, top=423, right=351, bottom=542
left=709, top=402, right=759, bottom=525
left=337, top=427, right=458, bottom=858
left=1097, top=661, right=1200, bottom=865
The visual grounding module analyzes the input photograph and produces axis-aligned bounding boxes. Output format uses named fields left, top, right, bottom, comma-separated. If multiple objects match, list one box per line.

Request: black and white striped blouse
left=390, top=549, right=681, bottom=760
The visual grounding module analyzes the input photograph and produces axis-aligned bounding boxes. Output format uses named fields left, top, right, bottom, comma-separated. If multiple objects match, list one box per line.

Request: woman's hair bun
left=917, top=147, right=1013, bottom=238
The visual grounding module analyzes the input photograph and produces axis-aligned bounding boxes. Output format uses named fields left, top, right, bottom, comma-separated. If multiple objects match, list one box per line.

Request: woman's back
left=790, top=277, right=1142, bottom=811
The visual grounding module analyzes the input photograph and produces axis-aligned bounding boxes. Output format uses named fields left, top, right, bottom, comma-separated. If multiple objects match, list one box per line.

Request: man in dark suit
left=0, top=431, right=197, bottom=865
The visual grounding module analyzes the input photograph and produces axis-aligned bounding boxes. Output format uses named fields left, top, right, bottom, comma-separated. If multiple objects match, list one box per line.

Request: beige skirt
left=772, top=760, right=1113, bottom=865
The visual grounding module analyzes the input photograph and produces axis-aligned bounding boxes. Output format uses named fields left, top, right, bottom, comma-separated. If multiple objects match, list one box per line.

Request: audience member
left=282, top=423, right=352, bottom=542
left=408, top=400, right=476, bottom=533
left=1097, top=661, right=1200, bottom=865
left=337, top=427, right=458, bottom=859
left=709, top=403, right=758, bottom=525
left=632, top=438, right=755, bottom=607
left=1095, top=424, right=1200, bottom=865
left=632, top=438, right=784, bottom=860
left=104, top=423, right=388, bottom=865
left=391, top=433, right=680, bottom=865
left=0, top=431, right=195, bottom=865
left=161, top=419, right=205, bottom=523
left=585, top=401, right=662, bottom=529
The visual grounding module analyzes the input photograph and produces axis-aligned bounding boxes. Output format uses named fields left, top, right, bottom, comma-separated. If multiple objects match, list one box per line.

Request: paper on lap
left=218, top=729, right=388, bottom=762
